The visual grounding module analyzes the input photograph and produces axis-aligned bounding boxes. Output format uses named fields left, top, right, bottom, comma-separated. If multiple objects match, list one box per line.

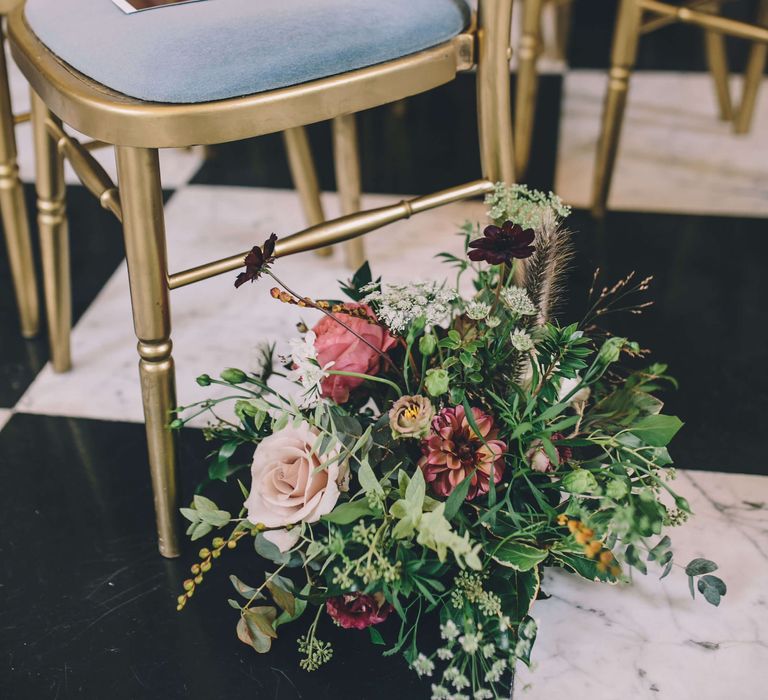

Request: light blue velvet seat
left=24, top=0, right=471, bottom=104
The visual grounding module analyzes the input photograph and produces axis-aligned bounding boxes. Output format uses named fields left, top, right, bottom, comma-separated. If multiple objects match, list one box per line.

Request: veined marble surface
left=0, top=408, right=11, bottom=431
left=17, top=185, right=484, bottom=425
left=517, top=469, right=766, bottom=699
left=556, top=71, right=768, bottom=217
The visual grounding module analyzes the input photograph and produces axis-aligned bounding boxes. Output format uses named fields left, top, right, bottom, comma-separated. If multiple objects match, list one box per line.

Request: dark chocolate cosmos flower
left=234, top=233, right=278, bottom=288
left=467, top=221, right=535, bottom=265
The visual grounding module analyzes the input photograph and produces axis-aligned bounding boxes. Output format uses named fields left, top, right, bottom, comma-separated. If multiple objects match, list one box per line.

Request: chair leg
left=553, top=0, right=573, bottom=62
left=0, top=30, right=38, bottom=338
left=30, top=91, right=71, bottom=370
left=282, top=127, right=331, bottom=257
left=115, top=146, right=179, bottom=558
left=477, top=0, right=516, bottom=183
left=591, top=0, right=642, bottom=218
left=702, top=2, right=734, bottom=121
left=733, top=0, right=768, bottom=134
left=515, top=0, right=544, bottom=181
left=332, top=114, right=365, bottom=270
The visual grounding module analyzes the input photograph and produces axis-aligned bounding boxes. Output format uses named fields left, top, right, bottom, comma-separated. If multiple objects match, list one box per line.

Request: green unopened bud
left=597, top=337, right=627, bottom=366
left=183, top=579, right=195, bottom=591
left=221, top=368, right=247, bottom=384
left=196, top=374, right=212, bottom=387
left=198, top=547, right=211, bottom=559
left=169, top=418, right=183, bottom=430
left=419, top=333, right=437, bottom=356
left=424, top=368, right=450, bottom=397
left=212, top=537, right=225, bottom=549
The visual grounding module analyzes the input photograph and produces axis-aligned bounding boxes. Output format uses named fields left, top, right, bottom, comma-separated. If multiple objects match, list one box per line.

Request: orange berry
left=599, top=550, right=614, bottom=565
left=574, top=531, right=590, bottom=545
left=610, top=565, right=622, bottom=577
left=579, top=527, right=595, bottom=539
left=597, top=561, right=609, bottom=573
left=567, top=520, right=580, bottom=533
left=585, top=541, right=602, bottom=558
left=556, top=514, right=569, bottom=526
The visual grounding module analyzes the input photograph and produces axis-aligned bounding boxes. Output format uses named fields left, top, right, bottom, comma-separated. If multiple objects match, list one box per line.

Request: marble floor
left=1, top=16, right=767, bottom=700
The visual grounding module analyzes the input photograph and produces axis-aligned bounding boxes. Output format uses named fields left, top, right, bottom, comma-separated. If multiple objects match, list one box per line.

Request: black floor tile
left=0, top=413, right=424, bottom=700
left=0, top=185, right=173, bottom=408
left=569, top=0, right=766, bottom=72
left=566, top=208, right=767, bottom=474
left=192, top=74, right=563, bottom=196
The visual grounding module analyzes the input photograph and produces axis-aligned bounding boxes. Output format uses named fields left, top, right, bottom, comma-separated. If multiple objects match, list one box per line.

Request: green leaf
left=193, top=494, right=218, bottom=512
left=266, top=580, right=296, bottom=616
left=322, top=499, right=374, bottom=525
left=492, top=541, right=548, bottom=572
left=368, top=626, right=386, bottom=646
left=180, top=507, right=199, bottom=523
left=443, top=473, right=473, bottom=520
left=357, top=458, right=384, bottom=496
left=561, top=469, right=598, bottom=494
left=514, top=616, right=538, bottom=666
left=229, top=575, right=264, bottom=601
left=625, top=544, right=647, bottom=575
left=628, top=414, right=683, bottom=447
left=405, top=468, right=426, bottom=510
left=697, top=575, right=727, bottom=606
left=552, top=551, right=605, bottom=581
left=685, top=558, right=718, bottom=576
left=254, top=533, right=290, bottom=565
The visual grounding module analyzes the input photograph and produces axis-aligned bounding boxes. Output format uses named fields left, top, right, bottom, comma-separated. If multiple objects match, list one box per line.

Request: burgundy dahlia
left=419, top=405, right=506, bottom=500
left=326, top=592, right=393, bottom=630
left=234, top=233, right=278, bottom=288
left=467, top=221, right=535, bottom=265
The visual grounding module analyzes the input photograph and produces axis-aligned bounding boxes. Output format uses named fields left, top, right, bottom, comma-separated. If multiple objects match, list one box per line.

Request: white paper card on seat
left=111, top=0, right=209, bottom=14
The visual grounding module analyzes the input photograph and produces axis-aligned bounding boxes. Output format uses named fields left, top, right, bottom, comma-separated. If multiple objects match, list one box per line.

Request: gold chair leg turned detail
left=0, top=29, right=38, bottom=338
left=31, top=90, right=71, bottom=370
left=332, top=114, right=365, bottom=270
left=591, top=0, right=642, bottom=218
left=515, top=0, right=544, bottom=181
left=115, top=146, right=180, bottom=559
left=477, top=0, right=516, bottom=183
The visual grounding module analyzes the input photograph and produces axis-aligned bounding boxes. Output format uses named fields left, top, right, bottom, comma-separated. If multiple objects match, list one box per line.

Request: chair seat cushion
left=24, top=0, right=471, bottom=104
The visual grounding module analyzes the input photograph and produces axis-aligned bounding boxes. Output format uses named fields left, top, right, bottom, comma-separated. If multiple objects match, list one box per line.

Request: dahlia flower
left=419, top=405, right=506, bottom=500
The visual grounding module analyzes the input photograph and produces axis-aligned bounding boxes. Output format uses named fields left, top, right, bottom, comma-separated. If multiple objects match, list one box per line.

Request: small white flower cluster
left=485, top=181, right=571, bottom=229
left=464, top=300, right=491, bottom=320
left=484, top=659, right=507, bottom=684
left=362, top=280, right=456, bottom=333
left=284, top=331, right=333, bottom=408
left=510, top=328, right=535, bottom=353
left=440, top=619, right=460, bottom=641
left=412, top=653, right=435, bottom=677
left=459, top=632, right=482, bottom=655
left=500, top=286, right=537, bottom=316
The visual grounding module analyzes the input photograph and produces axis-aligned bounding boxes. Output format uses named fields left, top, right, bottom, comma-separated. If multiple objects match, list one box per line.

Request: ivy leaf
left=491, top=541, right=548, bottom=572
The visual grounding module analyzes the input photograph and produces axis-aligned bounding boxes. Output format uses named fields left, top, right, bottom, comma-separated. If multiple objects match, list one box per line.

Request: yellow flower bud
left=200, top=560, right=212, bottom=572
left=567, top=519, right=580, bottom=533
left=599, top=550, right=614, bottom=565
left=183, top=579, right=195, bottom=591
left=198, top=548, right=211, bottom=559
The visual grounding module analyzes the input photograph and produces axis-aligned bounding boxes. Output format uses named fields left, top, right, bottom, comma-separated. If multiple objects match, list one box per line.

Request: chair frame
left=592, top=0, right=768, bottom=216
left=7, top=0, right=517, bottom=557
left=0, top=2, right=38, bottom=340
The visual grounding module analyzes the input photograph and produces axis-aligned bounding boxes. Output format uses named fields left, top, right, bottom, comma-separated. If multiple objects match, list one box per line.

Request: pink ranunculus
left=245, top=421, right=348, bottom=529
left=419, top=405, right=506, bottom=501
left=326, top=592, right=393, bottom=630
left=312, top=304, right=397, bottom=404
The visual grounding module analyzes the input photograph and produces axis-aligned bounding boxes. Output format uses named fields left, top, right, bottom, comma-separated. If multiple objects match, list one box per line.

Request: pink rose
left=245, top=422, right=348, bottom=530
left=312, top=305, right=397, bottom=404
left=326, top=592, right=393, bottom=630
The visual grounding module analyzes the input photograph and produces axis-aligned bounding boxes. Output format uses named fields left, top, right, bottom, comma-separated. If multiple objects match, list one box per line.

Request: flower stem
left=325, top=370, right=402, bottom=397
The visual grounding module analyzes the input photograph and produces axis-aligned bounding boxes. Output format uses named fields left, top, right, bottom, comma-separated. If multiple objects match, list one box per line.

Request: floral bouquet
left=173, top=184, right=724, bottom=699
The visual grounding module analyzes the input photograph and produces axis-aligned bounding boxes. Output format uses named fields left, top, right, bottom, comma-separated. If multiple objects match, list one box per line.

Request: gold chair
left=8, top=0, right=515, bottom=557
left=0, top=0, right=38, bottom=340
left=592, top=0, right=768, bottom=216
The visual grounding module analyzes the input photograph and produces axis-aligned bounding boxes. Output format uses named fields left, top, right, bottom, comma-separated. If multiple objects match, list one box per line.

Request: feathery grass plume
left=523, top=209, right=574, bottom=326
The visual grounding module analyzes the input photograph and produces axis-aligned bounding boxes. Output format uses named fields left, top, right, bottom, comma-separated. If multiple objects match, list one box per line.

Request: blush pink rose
left=245, top=421, right=348, bottom=530
left=312, top=304, right=397, bottom=404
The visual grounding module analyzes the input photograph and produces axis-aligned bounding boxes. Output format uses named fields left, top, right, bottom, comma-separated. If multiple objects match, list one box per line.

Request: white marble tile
left=5, top=47, right=204, bottom=189
left=516, top=469, right=768, bottom=698
left=0, top=408, right=12, bottom=431
left=555, top=71, right=768, bottom=217
left=17, top=185, right=484, bottom=425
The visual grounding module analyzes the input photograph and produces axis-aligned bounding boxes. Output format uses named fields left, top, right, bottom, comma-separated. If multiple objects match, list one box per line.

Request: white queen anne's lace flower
left=510, top=328, right=535, bottom=352
left=285, top=331, right=334, bottom=407
left=440, top=620, right=460, bottom=641
left=412, top=653, right=435, bottom=677
left=362, top=281, right=456, bottom=333
left=500, top=286, right=537, bottom=316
